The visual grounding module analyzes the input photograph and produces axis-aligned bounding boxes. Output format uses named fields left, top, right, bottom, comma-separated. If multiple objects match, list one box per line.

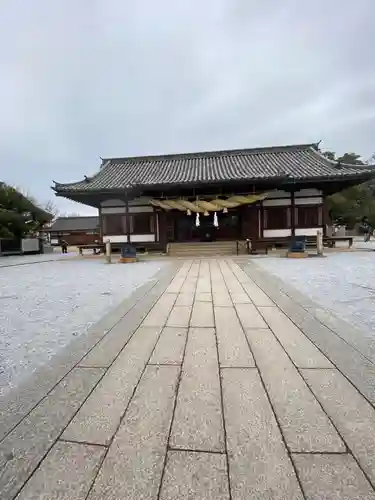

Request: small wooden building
left=46, top=216, right=100, bottom=246
left=52, top=143, right=375, bottom=251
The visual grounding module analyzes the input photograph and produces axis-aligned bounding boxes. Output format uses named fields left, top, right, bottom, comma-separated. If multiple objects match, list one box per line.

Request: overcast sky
left=0, top=0, right=374, bottom=215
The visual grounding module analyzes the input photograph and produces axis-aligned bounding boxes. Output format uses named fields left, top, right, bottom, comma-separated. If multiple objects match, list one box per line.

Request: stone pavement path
left=2, top=259, right=375, bottom=499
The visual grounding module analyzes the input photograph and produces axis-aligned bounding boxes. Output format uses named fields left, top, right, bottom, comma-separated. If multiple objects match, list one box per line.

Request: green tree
left=322, top=151, right=375, bottom=228
left=0, top=182, right=52, bottom=239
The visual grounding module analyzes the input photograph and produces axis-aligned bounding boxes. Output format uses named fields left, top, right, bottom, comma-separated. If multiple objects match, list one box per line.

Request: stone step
left=168, top=241, right=246, bottom=256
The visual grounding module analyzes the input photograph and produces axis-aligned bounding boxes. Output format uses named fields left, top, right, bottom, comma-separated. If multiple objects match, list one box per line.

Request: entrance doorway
left=175, top=210, right=241, bottom=242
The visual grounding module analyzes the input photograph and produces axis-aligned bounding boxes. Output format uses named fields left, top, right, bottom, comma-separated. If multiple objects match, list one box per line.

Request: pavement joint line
left=291, top=451, right=351, bottom=455
left=84, top=260, right=191, bottom=500
left=240, top=260, right=375, bottom=413
left=224, top=259, right=308, bottom=500
left=76, top=365, right=107, bottom=370
left=220, top=366, right=258, bottom=370
left=8, top=258, right=375, bottom=497
left=0, top=263, right=178, bottom=445
left=147, top=363, right=181, bottom=366
left=296, top=367, right=336, bottom=370
left=58, top=438, right=108, bottom=448
left=298, top=369, right=375, bottom=493
left=225, top=259, right=258, bottom=306
left=6, top=262, right=182, bottom=500
left=212, top=259, right=233, bottom=500
left=167, top=446, right=226, bottom=455
left=156, top=260, right=199, bottom=500
left=240, top=261, right=375, bottom=491
left=250, top=280, right=349, bottom=456
left=242, top=260, right=375, bottom=367
left=11, top=367, right=107, bottom=500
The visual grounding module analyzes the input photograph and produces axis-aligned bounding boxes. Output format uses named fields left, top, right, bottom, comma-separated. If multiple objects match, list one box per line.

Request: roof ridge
left=103, top=143, right=317, bottom=164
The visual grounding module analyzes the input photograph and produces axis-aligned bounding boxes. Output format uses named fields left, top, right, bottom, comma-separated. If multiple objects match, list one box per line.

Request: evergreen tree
left=0, top=182, right=52, bottom=239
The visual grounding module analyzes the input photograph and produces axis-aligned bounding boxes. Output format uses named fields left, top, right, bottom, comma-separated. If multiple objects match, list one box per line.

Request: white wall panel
left=130, top=234, right=155, bottom=242
left=295, top=228, right=322, bottom=236
left=104, top=235, right=126, bottom=243
left=263, top=229, right=291, bottom=238
left=267, top=190, right=291, bottom=199
left=101, top=206, right=126, bottom=214
left=295, top=197, right=323, bottom=205
left=101, top=199, right=125, bottom=207
left=128, top=206, right=153, bottom=213
left=263, top=198, right=291, bottom=207
left=129, top=197, right=152, bottom=206
left=104, top=234, right=155, bottom=243
left=295, top=188, right=322, bottom=197
left=101, top=205, right=153, bottom=214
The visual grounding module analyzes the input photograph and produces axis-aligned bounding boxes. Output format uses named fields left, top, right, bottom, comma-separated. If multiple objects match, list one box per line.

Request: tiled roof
left=47, top=216, right=99, bottom=232
left=53, top=144, right=375, bottom=193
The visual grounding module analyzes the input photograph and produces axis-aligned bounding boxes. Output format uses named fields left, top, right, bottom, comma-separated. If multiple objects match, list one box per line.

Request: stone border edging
left=0, top=261, right=180, bottom=442
left=237, top=259, right=375, bottom=408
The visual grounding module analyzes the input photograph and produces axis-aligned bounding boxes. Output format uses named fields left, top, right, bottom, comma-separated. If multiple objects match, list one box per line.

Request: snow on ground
left=0, top=259, right=165, bottom=396
left=257, top=250, right=375, bottom=337
left=0, top=250, right=74, bottom=267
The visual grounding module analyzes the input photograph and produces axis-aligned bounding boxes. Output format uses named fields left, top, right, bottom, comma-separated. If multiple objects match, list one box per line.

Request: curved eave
left=53, top=171, right=375, bottom=200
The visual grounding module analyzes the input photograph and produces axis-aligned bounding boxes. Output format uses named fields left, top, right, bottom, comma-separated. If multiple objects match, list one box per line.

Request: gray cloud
left=0, top=0, right=374, bottom=214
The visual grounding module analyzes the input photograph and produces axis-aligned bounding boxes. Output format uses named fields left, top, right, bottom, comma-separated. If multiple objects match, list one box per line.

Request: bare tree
left=44, top=200, right=59, bottom=219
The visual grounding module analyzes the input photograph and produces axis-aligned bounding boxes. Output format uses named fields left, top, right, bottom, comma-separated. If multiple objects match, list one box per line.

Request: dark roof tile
left=53, top=144, right=375, bottom=193
left=47, top=216, right=99, bottom=232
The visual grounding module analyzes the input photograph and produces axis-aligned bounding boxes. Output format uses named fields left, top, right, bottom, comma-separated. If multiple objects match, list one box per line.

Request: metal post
left=317, top=229, right=323, bottom=256
left=105, top=239, right=112, bottom=263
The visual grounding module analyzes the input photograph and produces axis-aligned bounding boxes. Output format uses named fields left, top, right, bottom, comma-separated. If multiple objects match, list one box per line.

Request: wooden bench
left=78, top=244, right=104, bottom=255
left=323, top=236, right=353, bottom=248
left=250, top=239, right=275, bottom=255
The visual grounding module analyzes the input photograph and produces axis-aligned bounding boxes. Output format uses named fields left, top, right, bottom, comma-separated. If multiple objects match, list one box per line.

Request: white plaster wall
left=101, top=197, right=151, bottom=207
left=104, top=234, right=155, bottom=243
left=295, top=188, right=322, bottom=197
left=101, top=206, right=126, bottom=214
left=130, top=234, right=155, bottom=242
left=267, top=190, right=291, bottom=199
left=104, top=235, right=126, bottom=243
left=263, top=198, right=291, bottom=207
left=21, top=239, right=39, bottom=252
left=129, top=197, right=152, bottom=206
left=101, top=201, right=153, bottom=214
left=295, top=228, right=322, bottom=236
left=295, top=197, right=323, bottom=205
left=101, top=199, right=125, bottom=207
left=129, top=206, right=153, bottom=213
left=263, top=229, right=291, bottom=238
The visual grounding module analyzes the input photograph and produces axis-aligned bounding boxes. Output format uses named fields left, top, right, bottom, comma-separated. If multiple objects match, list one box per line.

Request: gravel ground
left=257, top=250, right=375, bottom=337
left=0, top=250, right=74, bottom=267
left=0, top=259, right=165, bottom=396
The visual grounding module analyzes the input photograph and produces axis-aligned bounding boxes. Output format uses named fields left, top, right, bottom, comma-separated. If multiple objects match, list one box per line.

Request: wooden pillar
left=98, top=206, right=103, bottom=241
left=125, top=196, right=131, bottom=244
left=242, top=204, right=261, bottom=241
left=322, top=196, right=329, bottom=236
left=290, top=191, right=296, bottom=236
left=260, top=201, right=265, bottom=239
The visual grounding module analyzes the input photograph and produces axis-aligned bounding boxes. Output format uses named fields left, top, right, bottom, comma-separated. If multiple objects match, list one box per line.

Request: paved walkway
left=2, top=259, right=375, bottom=499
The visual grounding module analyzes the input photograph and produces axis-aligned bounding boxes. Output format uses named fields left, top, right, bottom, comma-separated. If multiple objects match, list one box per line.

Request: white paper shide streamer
left=195, top=212, right=200, bottom=227
left=213, top=212, right=219, bottom=227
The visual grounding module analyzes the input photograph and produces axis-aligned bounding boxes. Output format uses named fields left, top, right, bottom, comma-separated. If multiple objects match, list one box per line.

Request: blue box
left=290, top=236, right=306, bottom=253
left=120, top=244, right=137, bottom=259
